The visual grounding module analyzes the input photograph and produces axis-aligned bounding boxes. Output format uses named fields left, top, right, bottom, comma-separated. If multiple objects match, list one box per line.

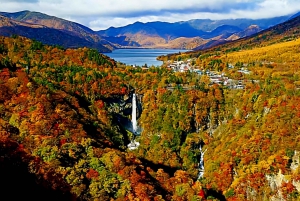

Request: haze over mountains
left=0, top=10, right=299, bottom=51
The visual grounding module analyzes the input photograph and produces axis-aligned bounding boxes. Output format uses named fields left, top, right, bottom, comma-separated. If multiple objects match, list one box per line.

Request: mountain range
left=0, top=11, right=114, bottom=52
left=97, top=15, right=298, bottom=49
left=0, top=10, right=299, bottom=51
left=158, top=13, right=300, bottom=63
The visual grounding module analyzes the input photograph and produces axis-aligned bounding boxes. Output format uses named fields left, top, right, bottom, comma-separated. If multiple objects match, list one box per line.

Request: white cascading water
left=128, top=93, right=139, bottom=150
left=198, top=145, right=206, bottom=179
left=132, top=93, right=137, bottom=134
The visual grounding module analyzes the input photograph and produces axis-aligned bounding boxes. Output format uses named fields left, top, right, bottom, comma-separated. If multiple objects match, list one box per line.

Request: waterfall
left=128, top=93, right=139, bottom=150
left=198, top=144, right=206, bottom=179
left=132, top=93, right=137, bottom=134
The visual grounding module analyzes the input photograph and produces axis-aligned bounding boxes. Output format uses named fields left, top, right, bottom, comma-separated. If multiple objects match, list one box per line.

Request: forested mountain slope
left=157, top=14, right=300, bottom=201
left=0, top=35, right=218, bottom=200
left=0, top=11, right=112, bottom=52
left=1, top=16, right=300, bottom=200
left=159, top=15, right=300, bottom=61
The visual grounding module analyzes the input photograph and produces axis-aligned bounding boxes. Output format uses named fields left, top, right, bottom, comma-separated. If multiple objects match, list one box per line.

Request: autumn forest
left=1, top=15, right=300, bottom=201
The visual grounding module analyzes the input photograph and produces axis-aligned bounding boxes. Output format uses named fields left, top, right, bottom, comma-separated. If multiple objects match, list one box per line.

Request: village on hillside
left=164, top=59, right=255, bottom=89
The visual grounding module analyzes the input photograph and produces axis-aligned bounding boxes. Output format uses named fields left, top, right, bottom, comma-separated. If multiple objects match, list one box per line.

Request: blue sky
left=1, top=0, right=300, bottom=30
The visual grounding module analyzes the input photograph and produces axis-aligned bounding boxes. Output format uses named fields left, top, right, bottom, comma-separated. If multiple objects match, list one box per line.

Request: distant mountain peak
left=225, top=24, right=261, bottom=41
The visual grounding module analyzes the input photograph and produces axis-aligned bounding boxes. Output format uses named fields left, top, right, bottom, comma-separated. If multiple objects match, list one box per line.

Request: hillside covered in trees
left=0, top=35, right=218, bottom=200
left=1, top=12, right=300, bottom=200
left=157, top=15, right=300, bottom=201
left=158, top=15, right=300, bottom=62
left=0, top=11, right=113, bottom=52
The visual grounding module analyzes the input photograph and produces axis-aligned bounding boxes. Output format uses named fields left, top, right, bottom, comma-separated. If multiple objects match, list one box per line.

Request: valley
left=0, top=5, right=300, bottom=201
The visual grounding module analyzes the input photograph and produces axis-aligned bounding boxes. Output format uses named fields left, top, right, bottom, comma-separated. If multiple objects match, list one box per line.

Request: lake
left=104, top=48, right=187, bottom=67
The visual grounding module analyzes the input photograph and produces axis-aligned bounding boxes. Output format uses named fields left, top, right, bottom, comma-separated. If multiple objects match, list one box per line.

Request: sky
left=1, top=0, right=300, bottom=30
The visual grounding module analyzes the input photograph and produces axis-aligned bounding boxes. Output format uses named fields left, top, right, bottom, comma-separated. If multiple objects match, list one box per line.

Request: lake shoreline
left=103, top=49, right=188, bottom=67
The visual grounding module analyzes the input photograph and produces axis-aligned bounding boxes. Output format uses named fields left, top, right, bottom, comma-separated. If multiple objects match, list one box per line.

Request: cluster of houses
left=166, top=59, right=253, bottom=89
left=167, top=60, right=194, bottom=73
left=207, top=71, right=248, bottom=89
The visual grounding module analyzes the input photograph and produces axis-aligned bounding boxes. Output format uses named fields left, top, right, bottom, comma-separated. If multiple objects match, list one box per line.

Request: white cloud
left=0, top=0, right=299, bottom=30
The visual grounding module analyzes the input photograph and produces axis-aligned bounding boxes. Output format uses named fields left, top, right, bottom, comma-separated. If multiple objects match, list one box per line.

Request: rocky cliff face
left=106, top=92, right=143, bottom=134
left=266, top=151, right=300, bottom=201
